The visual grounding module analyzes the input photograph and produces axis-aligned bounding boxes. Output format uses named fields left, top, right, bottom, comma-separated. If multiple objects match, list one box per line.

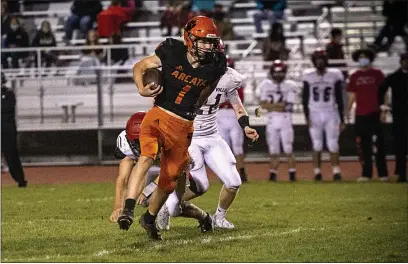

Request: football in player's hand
left=142, top=68, right=163, bottom=89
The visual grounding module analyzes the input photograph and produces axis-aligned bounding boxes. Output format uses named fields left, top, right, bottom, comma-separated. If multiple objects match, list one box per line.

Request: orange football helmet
left=183, top=16, right=222, bottom=64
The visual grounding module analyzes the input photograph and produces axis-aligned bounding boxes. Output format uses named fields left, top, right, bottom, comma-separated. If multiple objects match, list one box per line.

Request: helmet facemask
left=271, top=71, right=286, bottom=83
left=189, top=34, right=221, bottom=65
left=125, top=136, right=141, bottom=157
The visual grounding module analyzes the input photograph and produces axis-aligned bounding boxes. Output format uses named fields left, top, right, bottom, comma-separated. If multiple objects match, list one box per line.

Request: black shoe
left=139, top=213, right=162, bottom=240
left=18, top=181, right=27, bottom=188
left=289, top=172, right=296, bottom=182
left=198, top=213, right=213, bottom=233
left=333, top=173, right=342, bottom=181
left=269, top=172, right=277, bottom=182
left=117, top=208, right=134, bottom=231
left=315, top=173, right=323, bottom=181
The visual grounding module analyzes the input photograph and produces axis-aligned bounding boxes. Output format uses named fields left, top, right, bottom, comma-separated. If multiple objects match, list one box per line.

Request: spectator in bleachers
left=176, top=2, right=194, bottom=35
left=1, top=2, right=12, bottom=37
left=346, top=48, right=389, bottom=182
left=262, top=22, right=289, bottom=61
left=191, top=0, right=215, bottom=16
left=326, top=28, right=344, bottom=60
left=1, top=16, right=30, bottom=69
left=212, top=4, right=233, bottom=40
left=253, top=0, right=286, bottom=33
left=31, top=20, right=58, bottom=68
left=64, top=0, right=103, bottom=42
left=97, top=0, right=136, bottom=38
left=108, top=33, right=129, bottom=65
left=5, top=0, right=20, bottom=14
left=81, top=29, right=104, bottom=61
left=326, top=28, right=347, bottom=77
left=160, top=0, right=184, bottom=36
left=373, top=0, right=408, bottom=52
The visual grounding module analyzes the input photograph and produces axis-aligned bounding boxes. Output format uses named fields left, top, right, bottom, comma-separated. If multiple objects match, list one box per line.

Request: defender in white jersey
left=159, top=67, right=259, bottom=230
left=302, top=49, right=345, bottom=181
left=110, top=113, right=213, bottom=234
left=217, top=58, right=248, bottom=183
left=258, top=60, right=297, bottom=181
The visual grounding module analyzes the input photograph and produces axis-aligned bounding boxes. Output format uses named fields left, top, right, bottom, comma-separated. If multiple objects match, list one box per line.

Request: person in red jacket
left=346, top=48, right=389, bottom=182
left=97, top=0, right=135, bottom=38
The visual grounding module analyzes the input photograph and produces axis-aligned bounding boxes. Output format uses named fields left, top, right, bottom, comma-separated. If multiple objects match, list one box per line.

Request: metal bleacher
left=5, top=0, right=404, bottom=132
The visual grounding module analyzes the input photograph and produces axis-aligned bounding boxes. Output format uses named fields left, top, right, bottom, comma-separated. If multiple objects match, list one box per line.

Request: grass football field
left=1, top=181, right=407, bottom=262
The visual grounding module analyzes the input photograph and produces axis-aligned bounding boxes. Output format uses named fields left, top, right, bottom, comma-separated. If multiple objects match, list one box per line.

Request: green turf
left=1, top=182, right=407, bottom=262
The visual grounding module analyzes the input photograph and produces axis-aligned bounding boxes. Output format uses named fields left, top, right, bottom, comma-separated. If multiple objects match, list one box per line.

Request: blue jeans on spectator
left=65, top=15, right=93, bottom=40
left=253, top=10, right=284, bottom=33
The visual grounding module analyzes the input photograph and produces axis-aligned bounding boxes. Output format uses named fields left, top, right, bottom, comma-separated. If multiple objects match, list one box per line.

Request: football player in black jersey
left=118, top=16, right=229, bottom=240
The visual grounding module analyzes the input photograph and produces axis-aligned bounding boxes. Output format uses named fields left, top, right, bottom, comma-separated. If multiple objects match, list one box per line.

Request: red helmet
left=270, top=60, right=287, bottom=82
left=270, top=60, right=287, bottom=74
left=183, top=16, right=221, bottom=64
left=311, top=48, right=328, bottom=66
left=126, top=112, right=146, bottom=142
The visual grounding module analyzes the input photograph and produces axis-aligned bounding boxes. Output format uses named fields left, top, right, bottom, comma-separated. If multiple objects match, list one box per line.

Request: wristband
left=238, top=115, right=250, bottom=129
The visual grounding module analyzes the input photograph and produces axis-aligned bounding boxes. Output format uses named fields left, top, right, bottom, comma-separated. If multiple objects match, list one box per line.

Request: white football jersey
left=193, top=67, right=244, bottom=137
left=302, top=68, right=343, bottom=111
left=259, top=79, right=297, bottom=119
left=116, top=130, right=138, bottom=160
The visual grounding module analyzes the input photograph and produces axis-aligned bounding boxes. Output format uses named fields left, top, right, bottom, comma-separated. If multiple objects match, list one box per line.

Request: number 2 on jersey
left=175, top=85, right=192, bottom=104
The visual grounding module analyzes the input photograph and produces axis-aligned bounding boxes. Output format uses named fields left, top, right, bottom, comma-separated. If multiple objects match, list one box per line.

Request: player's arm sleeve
left=334, top=80, right=345, bottom=123
left=302, top=81, right=310, bottom=121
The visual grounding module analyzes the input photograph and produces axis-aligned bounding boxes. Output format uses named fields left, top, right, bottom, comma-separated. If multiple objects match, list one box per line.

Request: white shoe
left=213, top=215, right=235, bottom=229
left=1, top=164, right=9, bottom=173
left=156, top=204, right=170, bottom=231
left=379, top=177, right=390, bottom=182
left=357, top=176, right=371, bottom=182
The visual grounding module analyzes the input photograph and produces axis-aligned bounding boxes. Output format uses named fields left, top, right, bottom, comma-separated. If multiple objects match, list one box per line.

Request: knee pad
left=312, top=140, right=323, bottom=152
left=222, top=166, right=242, bottom=190
left=327, top=139, right=339, bottom=153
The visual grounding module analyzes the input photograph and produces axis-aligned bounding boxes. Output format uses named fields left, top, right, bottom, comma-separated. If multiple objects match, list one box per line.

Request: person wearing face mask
left=378, top=53, right=408, bottom=183
left=31, top=20, right=57, bottom=68
left=346, top=48, right=389, bottom=182
left=1, top=16, right=29, bottom=69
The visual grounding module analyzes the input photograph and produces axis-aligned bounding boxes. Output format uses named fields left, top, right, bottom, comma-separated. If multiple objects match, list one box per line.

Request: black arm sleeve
left=378, top=75, right=390, bottom=106
left=302, top=81, right=310, bottom=121
left=334, top=80, right=344, bottom=123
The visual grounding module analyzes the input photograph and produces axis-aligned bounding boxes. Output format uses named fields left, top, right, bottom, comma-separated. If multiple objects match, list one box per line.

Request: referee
left=1, top=73, right=27, bottom=187
left=379, top=53, right=408, bottom=183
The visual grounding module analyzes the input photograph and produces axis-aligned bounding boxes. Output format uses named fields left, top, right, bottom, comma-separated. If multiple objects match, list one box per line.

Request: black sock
left=239, top=168, right=246, bottom=175
left=289, top=171, right=296, bottom=178
left=269, top=172, right=277, bottom=179
left=124, top=199, right=136, bottom=211
left=144, top=210, right=156, bottom=224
